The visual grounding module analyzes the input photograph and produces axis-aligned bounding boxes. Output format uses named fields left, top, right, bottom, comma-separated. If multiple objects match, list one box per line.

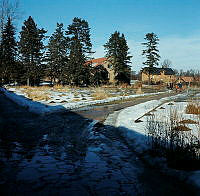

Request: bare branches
left=0, top=0, right=22, bottom=38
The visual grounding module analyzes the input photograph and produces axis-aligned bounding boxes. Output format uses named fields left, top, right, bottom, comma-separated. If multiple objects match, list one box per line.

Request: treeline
left=0, top=16, right=132, bottom=86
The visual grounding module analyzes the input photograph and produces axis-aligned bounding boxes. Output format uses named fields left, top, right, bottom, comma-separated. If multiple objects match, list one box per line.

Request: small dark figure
left=178, top=82, right=182, bottom=92
left=169, top=82, right=173, bottom=90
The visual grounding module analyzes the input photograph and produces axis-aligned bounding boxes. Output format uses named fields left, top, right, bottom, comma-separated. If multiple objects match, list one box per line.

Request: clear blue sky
left=18, top=0, right=200, bottom=71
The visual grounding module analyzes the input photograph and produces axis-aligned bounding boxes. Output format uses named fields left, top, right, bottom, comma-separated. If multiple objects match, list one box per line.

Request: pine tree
left=46, top=23, right=69, bottom=84
left=66, top=17, right=93, bottom=86
left=0, top=17, right=17, bottom=84
left=142, top=32, right=160, bottom=85
left=18, top=16, right=46, bottom=86
left=66, top=39, right=90, bottom=86
left=104, top=31, right=132, bottom=84
left=66, top=17, right=93, bottom=58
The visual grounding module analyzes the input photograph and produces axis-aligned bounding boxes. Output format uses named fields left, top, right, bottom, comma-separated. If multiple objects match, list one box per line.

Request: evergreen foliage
left=0, top=17, right=17, bottom=83
left=66, top=17, right=93, bottom=58
left=66, top=39, right=91, bottom=86
left=142, top=32, right=160, bottom=85
left=18, top=16, right=46, bottom=86
left=46, top=23, right=69, bottom=84
left=65, top=17, right=93, bottom=86
left=104, top=31, right=132, bottom=84
left=142, top=32, right=160, bottom=68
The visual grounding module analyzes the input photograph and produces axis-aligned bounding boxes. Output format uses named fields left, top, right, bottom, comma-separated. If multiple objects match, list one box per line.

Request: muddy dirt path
left=75, top=91, right=177, bottom=122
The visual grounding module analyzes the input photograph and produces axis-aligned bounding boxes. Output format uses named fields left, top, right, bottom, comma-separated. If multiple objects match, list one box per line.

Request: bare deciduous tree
left=0, top=0, right=21, bottom=39
left=161, top=59, right=172, bottom=68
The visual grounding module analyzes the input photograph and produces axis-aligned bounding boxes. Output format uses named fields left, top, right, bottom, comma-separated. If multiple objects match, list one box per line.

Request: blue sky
left=18, top=0, right=200, bottom=71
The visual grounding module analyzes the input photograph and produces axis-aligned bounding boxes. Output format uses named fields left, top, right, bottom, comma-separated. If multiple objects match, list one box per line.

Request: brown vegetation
left=173, top=125, right=191, bottom=131
left=186, top=102, right=200, bottom=115
left=92, top=88, right=109, bottom=100
left=136, top=87, right=143, bottom=94
left=26, top=90, right=50, bottom=101
left=179, top=119, right=198, bottom=124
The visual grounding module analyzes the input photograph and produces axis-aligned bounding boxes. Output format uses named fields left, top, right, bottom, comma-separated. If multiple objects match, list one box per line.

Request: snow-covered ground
left=0, top=87, right=166, bottom=115
left=111, top=93, right=200, bottom=189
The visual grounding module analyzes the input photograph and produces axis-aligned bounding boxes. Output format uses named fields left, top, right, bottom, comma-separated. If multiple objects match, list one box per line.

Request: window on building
left=108, top=64, right=112, bottom=69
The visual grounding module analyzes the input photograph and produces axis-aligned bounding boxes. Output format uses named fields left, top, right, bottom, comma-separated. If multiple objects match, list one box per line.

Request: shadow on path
left=0, top=92, right=199, bottom=195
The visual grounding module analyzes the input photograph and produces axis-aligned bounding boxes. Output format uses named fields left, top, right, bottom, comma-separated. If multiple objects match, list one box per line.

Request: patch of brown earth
left=179, top=119, right=198, bottom=124
left=173, top=125, right=191, bottom=131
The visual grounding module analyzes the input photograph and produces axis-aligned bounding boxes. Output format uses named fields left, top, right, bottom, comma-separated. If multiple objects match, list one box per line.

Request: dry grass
left=92, top=88, right=109, bottom=100
left=26, top=90, right=50, bottom=101
left=133, top=81, right=142, bottom=89
left=15, top=86, right=50, bottom=101
left=53, top=85, right=70, bottom=92
left=186, top=102, right=200, bottom=115
left=72, top=98, right=81, bottom=102
left=146, top=104, right=200, bottom=170
left=143, top=84, right=165, bottom=90
left=16, top=85, right=51, bottom=91
left=16, top=85, right=71, bottom=98
left=179, top=119, right=198, bottom=124
left=173, top=125, right=191, bottom=132
left=136, top=87, right=143, bottom=94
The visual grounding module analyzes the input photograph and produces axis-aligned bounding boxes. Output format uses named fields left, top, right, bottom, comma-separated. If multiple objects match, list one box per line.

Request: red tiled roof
left=180, top=76, right=194, bottom=82
left=86, top=57, right=107, bottom=66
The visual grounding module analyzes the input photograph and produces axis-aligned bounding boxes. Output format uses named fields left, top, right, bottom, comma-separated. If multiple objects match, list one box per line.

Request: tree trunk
left=27, top=78, right=29, bottom=86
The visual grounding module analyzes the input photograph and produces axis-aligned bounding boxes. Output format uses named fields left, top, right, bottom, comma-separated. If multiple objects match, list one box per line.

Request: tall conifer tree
left=142, top=32, right=160, bottom=85
left=46, top=23, right=68, bottom=84
left=104, top=31, right=132, bottom=84
left=66, top=39, right=90, bottom=85
left=0, top=17, right=17, bottom=83
left=18, top=16, right=46, bottom=86
left=66, top=17, right=93, bottom=85
left=66, top=17, right=93, bottom=58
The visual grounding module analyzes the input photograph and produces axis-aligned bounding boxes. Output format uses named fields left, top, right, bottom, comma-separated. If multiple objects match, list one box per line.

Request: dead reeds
left=185, top=101, right=200, bottom=115
left=146, top=107, right=200, bottom=170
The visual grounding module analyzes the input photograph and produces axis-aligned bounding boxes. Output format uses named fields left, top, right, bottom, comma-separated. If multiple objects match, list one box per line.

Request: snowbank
left=115, top=93, right=187, bottom=153
left=115, top=92, right=200, bottom=189
left=0, top=88, right=66, bottom=115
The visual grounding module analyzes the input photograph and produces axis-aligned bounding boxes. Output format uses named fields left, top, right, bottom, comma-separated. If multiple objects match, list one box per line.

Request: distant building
left=87, top=57, right=115, bottom=83
left=176, top=76, right=194, bottom=86
left=141, top=67, right=176, bottom=84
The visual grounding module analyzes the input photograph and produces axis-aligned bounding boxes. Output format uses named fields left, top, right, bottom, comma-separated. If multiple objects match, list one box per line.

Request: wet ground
left=75, top=92, right=177, bottom=122
left=0, top=92, right=199, bottom=195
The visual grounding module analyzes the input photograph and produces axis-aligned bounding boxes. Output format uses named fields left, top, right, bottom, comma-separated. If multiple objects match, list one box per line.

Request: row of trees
left=0, top=0, right=166, bottom=87
left=0, top=14, right=133, bottom=86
